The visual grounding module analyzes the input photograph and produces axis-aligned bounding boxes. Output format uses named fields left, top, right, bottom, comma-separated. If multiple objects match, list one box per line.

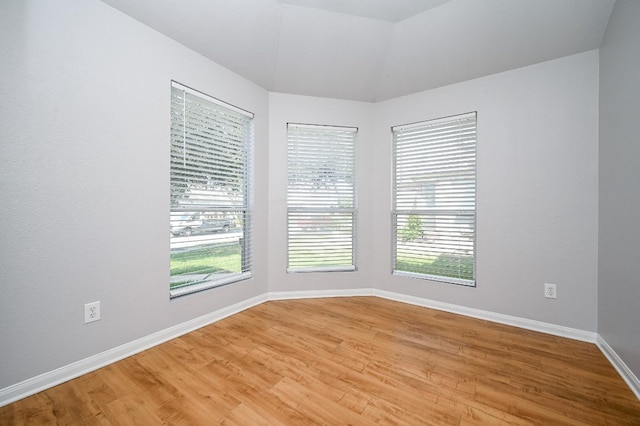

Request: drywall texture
left=267, top=93, right=374, bottom=292
left=0, top=0, right=269, bottom=389
left=599, top=0, right=640, bottom=378
left=370, top=51, right=600, bottom=331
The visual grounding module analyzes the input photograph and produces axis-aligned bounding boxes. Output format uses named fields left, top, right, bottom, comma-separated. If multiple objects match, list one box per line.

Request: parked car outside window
left=170, top=213, right=234, bottom=237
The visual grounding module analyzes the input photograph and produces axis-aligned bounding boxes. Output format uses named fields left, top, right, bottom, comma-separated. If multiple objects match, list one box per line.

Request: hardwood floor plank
left=2, top=297, right=639, bottom=424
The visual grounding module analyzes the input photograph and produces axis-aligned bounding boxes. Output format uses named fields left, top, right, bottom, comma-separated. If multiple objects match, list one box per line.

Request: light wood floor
left=2, top=297, right=639, bottom=425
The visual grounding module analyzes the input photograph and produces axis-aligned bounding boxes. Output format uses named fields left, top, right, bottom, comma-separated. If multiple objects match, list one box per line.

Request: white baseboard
left=4, top=289, right=638, bottom=408
left=269, top=288, right=593, bottom=342
left=268, top=288, right=374, bottom=301
left=596, top=334, right=640, bottom=400
left=0, top=294, right=267, bottom=408
left=373, top=289, right=597, bottom=343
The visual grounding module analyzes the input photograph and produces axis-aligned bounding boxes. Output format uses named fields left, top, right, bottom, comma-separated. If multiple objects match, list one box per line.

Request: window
left=392, top=112, right=477, bottom=286
left=287, top=124, right=357, bottom=272
left=170, top=81, right=253, bottom=297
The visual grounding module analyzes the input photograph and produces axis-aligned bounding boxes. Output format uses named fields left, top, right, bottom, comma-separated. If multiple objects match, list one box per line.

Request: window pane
left=170, top=210, right=248, bottom=289
left=288, top=211, right=354, bottom=270
left=394, top=213, right=474, bottom=282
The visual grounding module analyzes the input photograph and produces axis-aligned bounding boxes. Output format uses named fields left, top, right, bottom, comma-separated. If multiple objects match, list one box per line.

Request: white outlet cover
left=544, top=283, right=557, bottom=299
left=84, top=301, right=101, bottom=323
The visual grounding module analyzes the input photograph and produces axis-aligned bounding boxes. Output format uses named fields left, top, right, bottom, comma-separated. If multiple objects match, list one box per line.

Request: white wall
left=371, top=51, right=600, bottom=331
left=0, top=0, right=269, bottom=389
left=268, top=93, right=374, bottom=292
left=599, top=0, right=640, bottom=377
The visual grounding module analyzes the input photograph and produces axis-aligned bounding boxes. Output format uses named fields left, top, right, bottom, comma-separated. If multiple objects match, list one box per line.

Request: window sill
left=170, top=272, right=252, bottom=299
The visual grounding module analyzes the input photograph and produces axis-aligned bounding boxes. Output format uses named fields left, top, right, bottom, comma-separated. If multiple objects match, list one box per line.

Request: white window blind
left=392, top=112, right=476, bottom=286
left=287, top=123, right=357, bottom=272
left=170, top=81, right=254, bottom=297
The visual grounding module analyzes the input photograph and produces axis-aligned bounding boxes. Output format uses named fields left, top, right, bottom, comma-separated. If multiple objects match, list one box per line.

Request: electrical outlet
left=84, top=301, right=101, bottom=323
left=544, top=283, right=557, bottom=299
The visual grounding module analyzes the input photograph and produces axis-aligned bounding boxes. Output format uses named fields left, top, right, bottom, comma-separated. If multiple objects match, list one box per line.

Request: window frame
left=169, top=81, right=254, bottom=298
left=286, top=123, right=358, bottom=273
left=391, top=112, right=477, bottom=286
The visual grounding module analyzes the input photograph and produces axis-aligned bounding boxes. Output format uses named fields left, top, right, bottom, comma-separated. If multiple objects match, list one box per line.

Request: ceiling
left=277, top=0, right=452, bottom=22
left=100, top=0, right=615, bottom=102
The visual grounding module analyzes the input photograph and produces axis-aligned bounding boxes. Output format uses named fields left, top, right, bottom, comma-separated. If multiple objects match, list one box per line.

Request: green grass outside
left=396, top=254, right=474, bottom=281
left=170, top=244, right=240, bottom=288
left=170, top=242, right=472, bottom=287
